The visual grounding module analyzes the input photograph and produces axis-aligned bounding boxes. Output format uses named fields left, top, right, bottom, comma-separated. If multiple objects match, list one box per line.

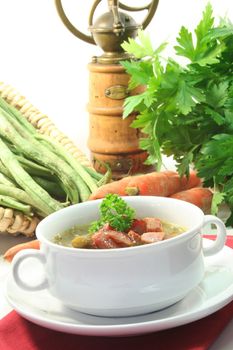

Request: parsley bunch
left=121, top=3, right=233, bottom=225
left=89, top=194, right=135, bottom=233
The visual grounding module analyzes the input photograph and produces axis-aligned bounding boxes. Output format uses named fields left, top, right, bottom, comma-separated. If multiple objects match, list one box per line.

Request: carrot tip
left=3, top=239, right=40, bottom=263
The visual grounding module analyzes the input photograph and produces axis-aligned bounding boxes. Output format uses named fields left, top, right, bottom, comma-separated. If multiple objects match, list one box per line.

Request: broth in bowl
left=53, top=194, right=186, bottom=249
left=53, top=218, right=186, bottom=249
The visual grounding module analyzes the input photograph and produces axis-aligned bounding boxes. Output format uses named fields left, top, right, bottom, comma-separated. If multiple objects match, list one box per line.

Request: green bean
left=0, top=111, right=80, bottom=203
left=33, top=176, right=66, bottom=199
left=16, top=156, right=54, bottom=178
left=0, top=97, right=36, bottom=135
left=90, top=159, right=112, bottom=186
left=97, top=167, right=112, bottom=187
left=36, top=134, right=96, bottom=196
left=0, top=108, right=31, bottom=140
left=0, top=138, right=63, bottom=215
left=0, top=184, right=46, bottom=215
left=0, top=194, right=32, bottom=216
left=0, top=173, right=16, bottom=187
left=0, top=160, right=14, bottom=179
left=83, top=166, right=103, bottom=181
left=38, top=137, right=90, bottom=200
left=0, top=96, right=106, bottom=205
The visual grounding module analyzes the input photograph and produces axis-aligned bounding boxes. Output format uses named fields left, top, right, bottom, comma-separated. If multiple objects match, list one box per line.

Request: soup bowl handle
left=12, top=249, right=48, bottom=291
left=202, top=215, right=227, bottom=257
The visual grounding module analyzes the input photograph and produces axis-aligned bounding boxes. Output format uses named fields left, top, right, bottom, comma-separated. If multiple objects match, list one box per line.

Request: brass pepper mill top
left=89, top=1, right=140, bottom=63
left=55, top=0, right=159, bottom=64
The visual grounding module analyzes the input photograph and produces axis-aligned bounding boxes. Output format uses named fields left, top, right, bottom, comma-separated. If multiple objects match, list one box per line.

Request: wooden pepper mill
left=55, top=0, right=159, bottom=178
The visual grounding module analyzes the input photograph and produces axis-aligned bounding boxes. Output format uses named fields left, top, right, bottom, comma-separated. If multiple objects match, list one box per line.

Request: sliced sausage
left=91, top=231, right=118, bottom=249
left=128, top=230, right=142, bottom=245
left=130, top=219, right=147, bottom=234
left=106, top=230, right=133, bottom=247
left=143, top=218, right=163, bottom=232
left=141, top=231, right=165, bottom=244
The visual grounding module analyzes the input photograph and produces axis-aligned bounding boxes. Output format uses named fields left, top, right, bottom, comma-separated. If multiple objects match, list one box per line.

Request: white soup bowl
left=11, top=196, right=226, bottom=317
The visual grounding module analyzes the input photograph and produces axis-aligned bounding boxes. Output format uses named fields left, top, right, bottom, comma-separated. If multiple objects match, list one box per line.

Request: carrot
left=170, top=187, right=213, bottom=213
left=89, top=170, right=201, bottom=200
left=3, top=239, right=40, bottom=263
left=90, top=177, right=130, bottom=199
left=179, top=170, right=202, bottom=189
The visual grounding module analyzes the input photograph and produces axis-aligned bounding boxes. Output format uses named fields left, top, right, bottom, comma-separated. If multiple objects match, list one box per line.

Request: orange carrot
left=170, top=187, right=213, bottom=213
left=178, top=170, right=202, bottom=190
left=89, top=170, right=201, bottom=200
left=3, top=239, right=40, bottom=263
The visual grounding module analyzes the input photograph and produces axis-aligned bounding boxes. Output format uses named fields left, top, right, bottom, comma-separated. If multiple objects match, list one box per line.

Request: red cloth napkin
left=1, top=235, right=233, bottom=350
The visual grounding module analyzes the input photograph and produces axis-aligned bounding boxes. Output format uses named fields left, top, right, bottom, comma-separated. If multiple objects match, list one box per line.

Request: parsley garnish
left=89, top=194, right=135, bottom=233
left=121, top=3, right=233, bottom=225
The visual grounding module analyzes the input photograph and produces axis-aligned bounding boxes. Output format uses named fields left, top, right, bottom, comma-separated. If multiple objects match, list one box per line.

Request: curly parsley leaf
left=206, top=81, right=229, bottom=108
left=123, top=92, right=147, bottom=118
left=173, top=79, right=205, bottom=115
left=89, top=194, right=135, bottom=233
left=175, top=26, right=195, bottom=60
left=121, top=30, right=154, bottom=59
left=194, top=3, right=215, bottom=53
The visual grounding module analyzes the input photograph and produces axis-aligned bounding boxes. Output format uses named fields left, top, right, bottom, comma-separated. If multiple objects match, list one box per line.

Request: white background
left=0, top=0, right=232, bottom=158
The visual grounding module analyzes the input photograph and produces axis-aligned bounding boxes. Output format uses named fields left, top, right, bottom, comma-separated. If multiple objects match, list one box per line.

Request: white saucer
left=5, top=239, right=233, bottom=337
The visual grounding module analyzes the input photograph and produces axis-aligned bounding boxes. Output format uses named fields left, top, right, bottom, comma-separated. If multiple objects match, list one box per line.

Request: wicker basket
left=0, top=82, right=92, bottom=237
